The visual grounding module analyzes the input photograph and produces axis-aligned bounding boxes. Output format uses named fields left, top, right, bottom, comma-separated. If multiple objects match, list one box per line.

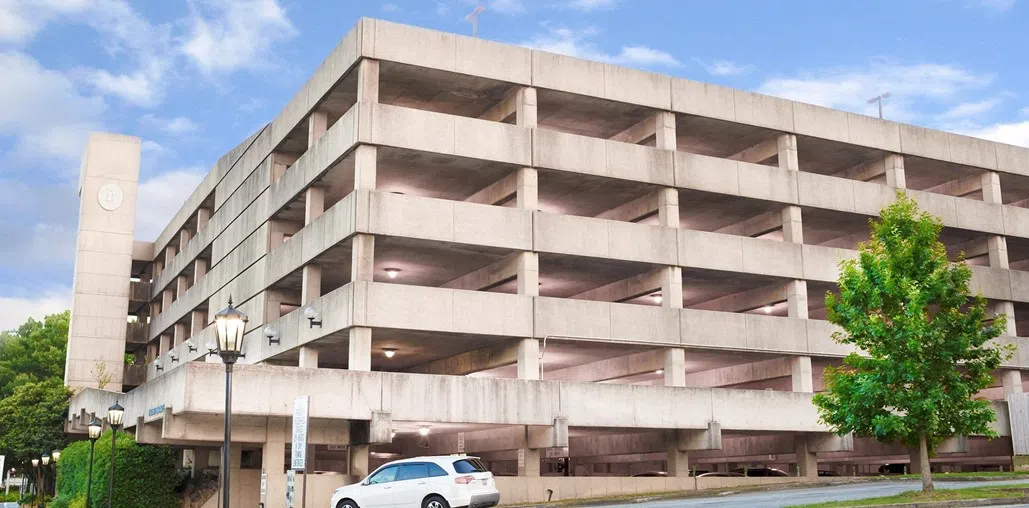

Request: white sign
left=260, top=469, right=267, bottom=503
left=517, top=448, right=525, bottom=468
left=457, top=433, right=465, bottom=453
left=292, top=396, right=310, bottom=470
left=285, top=469, right=296, bottom=508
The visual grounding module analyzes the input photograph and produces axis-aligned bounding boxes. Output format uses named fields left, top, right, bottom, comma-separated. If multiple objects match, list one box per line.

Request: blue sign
left=147, top=405, right=165, bottom=418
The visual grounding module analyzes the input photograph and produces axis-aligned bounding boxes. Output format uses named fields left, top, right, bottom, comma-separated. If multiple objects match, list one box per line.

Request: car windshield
left=453, top=458, right=488, bottom=473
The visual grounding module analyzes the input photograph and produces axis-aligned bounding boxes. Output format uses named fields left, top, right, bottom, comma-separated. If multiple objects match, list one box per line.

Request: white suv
left=330, top=455, right=500, bottom=508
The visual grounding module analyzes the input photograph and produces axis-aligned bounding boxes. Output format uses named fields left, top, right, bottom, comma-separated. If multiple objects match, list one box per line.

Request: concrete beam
left=925, top=173, right=984, bottom=197
left=948, top=237, right=990, bottom=260
left=407, top=342, right=518, bottom=376
left=806, top=432, right=854, bottom=452
left=546, top=350, right=663, bottom=383
left=835, top=158, right=887, bottom=182
left=596, top=192, right=659, bottom=223
left=465, top=171, right=517, bottom=206
left=728, top=136, right=779, bottom=165
left=684, top=357, right=793, bottom=388
left=610, top=112, right=676, bottom=150
left=571, top=269, right=664, bottom=304
left=692, top=283, right=785, bottom=313
left=714, top=210, right=782, bottom=238
left=528, top=418, right=569, bottom=449
left=675, top=421, right=722, bottom=451
left=441, top=253, right=520, bottom=291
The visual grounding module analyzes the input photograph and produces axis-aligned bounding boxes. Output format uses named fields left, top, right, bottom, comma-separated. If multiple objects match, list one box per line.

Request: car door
left=392, top=463, right=432, bottom=507
left=360, top=464, right=399, bottom=508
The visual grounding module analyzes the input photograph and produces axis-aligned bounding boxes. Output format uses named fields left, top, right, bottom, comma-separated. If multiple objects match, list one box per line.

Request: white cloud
left=0, top=0, right=90, bottom=44
left=973, top=0, right=1015, bottom=11
left=757, top=61, right=992, bottom=123
left=490, top=0, right=525, bottom=14
left=701, top=59, right=755, bottom=77
left=936, top=97, right=1003, bottom=121
left=520, top=27, right=680, bottom=68
left=965, top=121, right=1029, bottom=148
left=381, top=3, right=400, bottom=11
left=134, top=168, right=207, bottom=240
left=0, top=289, right=72, bottom=332
left=562, top=0, right=618, bottom=10
left=0, top=51, right=104, bottom=163
left=182, top=0, right=297, bottom=75
left=141, top=114, right=200, bottom=135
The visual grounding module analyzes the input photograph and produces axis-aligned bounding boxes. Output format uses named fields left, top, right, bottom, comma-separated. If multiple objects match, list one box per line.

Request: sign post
left=260, top=469, right=267, bottom=508
left=285, top=469, right=296, bottom=508
left=292, top=396, right=310, bottom=508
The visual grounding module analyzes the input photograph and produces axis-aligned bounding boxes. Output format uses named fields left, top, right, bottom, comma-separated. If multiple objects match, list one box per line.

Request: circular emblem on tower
left=97, top=183, right=124, bottom=211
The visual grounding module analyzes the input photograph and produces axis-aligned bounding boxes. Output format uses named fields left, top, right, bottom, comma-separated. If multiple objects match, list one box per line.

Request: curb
left=861, top=496, right=1029, bottom=507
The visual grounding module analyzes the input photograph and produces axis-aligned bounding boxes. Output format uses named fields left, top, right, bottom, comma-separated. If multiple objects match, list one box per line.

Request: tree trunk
left=919, top=433, right=934, bottom=493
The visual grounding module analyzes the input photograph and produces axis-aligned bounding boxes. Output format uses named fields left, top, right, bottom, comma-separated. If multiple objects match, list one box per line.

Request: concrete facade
left=65, top=18, right=1029, bottom=505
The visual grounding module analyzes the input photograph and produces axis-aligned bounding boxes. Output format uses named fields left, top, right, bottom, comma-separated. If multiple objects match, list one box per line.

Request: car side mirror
left=361, top=479, right=370, bottom=486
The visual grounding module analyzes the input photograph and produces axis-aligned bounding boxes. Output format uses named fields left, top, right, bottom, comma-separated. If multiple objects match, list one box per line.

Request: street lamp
left=213, top=298, right=248, bottom=508
left=86, top=419, right=101, bottom=505
left=30, top=460, right=39, bottom=507
left=106, top=401, right=124, bottom=508
left=867, top=92, right=892, bottom=119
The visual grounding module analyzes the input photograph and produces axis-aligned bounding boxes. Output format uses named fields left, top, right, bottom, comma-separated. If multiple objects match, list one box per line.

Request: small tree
left=813, top=193, right=1011, bottom=493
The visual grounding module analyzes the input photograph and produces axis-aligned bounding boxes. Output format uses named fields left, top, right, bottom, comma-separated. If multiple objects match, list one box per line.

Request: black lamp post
left=51, top=450, right=60, bottom=499
left=30, top=459, right=39, bottom=508
left=86, top=418, right=102, bottom=505
left=106, top=401, right=124, bottom=508
left=213, top=297, right=248, bottom=508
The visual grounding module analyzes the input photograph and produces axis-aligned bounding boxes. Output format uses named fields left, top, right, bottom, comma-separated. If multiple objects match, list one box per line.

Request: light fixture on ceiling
left=763, top=305, right=773, bottom=314
left=384, top=268, right=401, bottom=279
left=383, top=348, right=397, bottom=359
left=650, top=293, right=663, bottom=304
left=655, top=369, right=664, bottom=375
left=418, top=425, right=431, bottom=436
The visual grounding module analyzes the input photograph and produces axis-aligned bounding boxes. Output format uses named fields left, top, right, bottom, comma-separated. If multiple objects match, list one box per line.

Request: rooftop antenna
left=465, top=5, right=486, bottom=38
left=867, top=92, right=893, bottom=119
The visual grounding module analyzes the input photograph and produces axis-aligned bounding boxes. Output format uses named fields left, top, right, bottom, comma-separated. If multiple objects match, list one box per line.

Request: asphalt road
left=583, top=479, right=1029, bottom=508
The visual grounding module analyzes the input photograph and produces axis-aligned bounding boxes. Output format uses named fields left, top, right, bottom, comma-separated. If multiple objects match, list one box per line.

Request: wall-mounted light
left=383, top=348, right=396, bottom=359
left=650, top=293, right=662, bottom=304
left=206, top=341, right=219, bottom=357
left=384, top=268, right=401, bottom=279
left=155, top=359, right=164, bottom=372
left=303, top=306, right=322, bottom=328
left=763, top=305, right=773, bottom=314
left=391, top=430, right=397, bottom=440
left=264, top=326, right=280, bottom=346
left=169, top=352, right=179, bottom=363
left=418, top=425, right=431, bottom=436
left=187, top=341, right=198, bottom=353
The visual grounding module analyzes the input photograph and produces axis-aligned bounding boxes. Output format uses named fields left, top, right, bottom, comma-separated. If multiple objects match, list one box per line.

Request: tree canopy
left=0, top=311, right=69, bottom=399
left=813, top=193, right=1010, bottom=492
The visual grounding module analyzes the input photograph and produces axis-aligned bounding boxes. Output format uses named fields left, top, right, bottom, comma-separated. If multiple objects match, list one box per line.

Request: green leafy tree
left=0, top=378, right=70, bottom=470
left=0, top=311, right=69, bottom=398
left=814, top=193, right=1010, bottom=493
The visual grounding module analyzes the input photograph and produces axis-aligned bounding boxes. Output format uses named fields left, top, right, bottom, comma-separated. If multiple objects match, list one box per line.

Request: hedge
left=52, top=430, right=183, bottom=508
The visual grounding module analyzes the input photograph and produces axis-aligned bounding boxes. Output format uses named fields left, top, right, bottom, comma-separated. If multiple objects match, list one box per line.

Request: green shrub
left=54, top=431, right=180, bottom=508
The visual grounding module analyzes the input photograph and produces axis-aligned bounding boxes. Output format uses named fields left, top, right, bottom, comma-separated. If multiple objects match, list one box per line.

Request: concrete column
left=515, top=167, right=537, bottom=210
left=308, top=110, right=327, bottom=148
left=791, top=356, right=813, bottom=393
left=989, top=235, right=1010, bottom=269
left=190, top=310, right=206, bottom=337
left=357, top=58, right=380, bottom=103
left=165, top=245, right=177, bottom=264
left=151, top=301, right=161, bottom=317
left=352, top=234, right=375, bottom=282
left=794, top=435, right=819, bottom=478
left=517, top=338, right=540, bottom=380
left=305, top=187, right=324, bottom=224
left=264, top=291, right=283, bottom=323
left=298, top=347, right=319, bottom=369
left=178, top=229, right=190, bottom=252
left=662, top=266, right=683, bottom=309
left=1004, top=370, right=1023, bottom=398
left=666, top=441, right=689, bottom=478
left=159, top=333, right=172, bottom=356
left=196, top=208, right=211, bottom=233
left=176, top=275, right=188, bottom=298
left=261, top=423, right=287, bottom=507
left=657, top=187, right=679, bottom=228
left=516, top=252, right=539, bottom=297
left=162, top=288, right=174, bottom=309
left=885, top=154, right=906, bottom=189
left=515, top=86, right=537, bottom=128
left=173, top=323, right=186, bottom=347
left=193, top=258, right=208, bottom=284
left=782, top=206, right=803, bottom=244
left=982, top=171, right=1003, bottom=204
left=350, top=444, right=370, bottom=478
left=908, top=448, right=923, bottom=474
left=786, top=280, right=808, bottom=319
left=153, top=259, right=163, bottom=278
left=517, top=448, right=540, bottom=477
left=147, top=341, right=158, bottom=363
left=996, top=300, right=1018, bottom=336
left=663, top=348, right=686, bottom=387
left=354, top=144, right=377, bottom=190
left=348, top=327, right=372, bottom=371
left=654, top=111, right=677, bottom=151
left=777, top=133, right=799, bottom=172
left=301, top=265, right=321, bottom=305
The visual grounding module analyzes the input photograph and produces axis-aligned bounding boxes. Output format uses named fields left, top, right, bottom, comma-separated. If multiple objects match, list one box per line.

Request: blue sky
left=1, top=0, right=1027, bottom=329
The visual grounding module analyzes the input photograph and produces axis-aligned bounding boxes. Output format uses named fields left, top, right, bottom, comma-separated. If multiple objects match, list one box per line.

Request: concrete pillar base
left=1013, top=456, right=1029, bottom=471
left=794, top=436, right=818, bottom=478
left=517, top=448, right=541, bottom=477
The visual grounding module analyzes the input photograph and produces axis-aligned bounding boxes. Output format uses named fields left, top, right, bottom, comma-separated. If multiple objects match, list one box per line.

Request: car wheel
left=337, top=499, right=360, bottom=508
left=423, top=495, right=450, bottom=508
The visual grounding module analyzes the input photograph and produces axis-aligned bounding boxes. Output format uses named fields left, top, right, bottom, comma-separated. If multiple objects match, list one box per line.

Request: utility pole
left=465, top=5, right=486, bottom=37
left=867, top=92, right=893, bottom=119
